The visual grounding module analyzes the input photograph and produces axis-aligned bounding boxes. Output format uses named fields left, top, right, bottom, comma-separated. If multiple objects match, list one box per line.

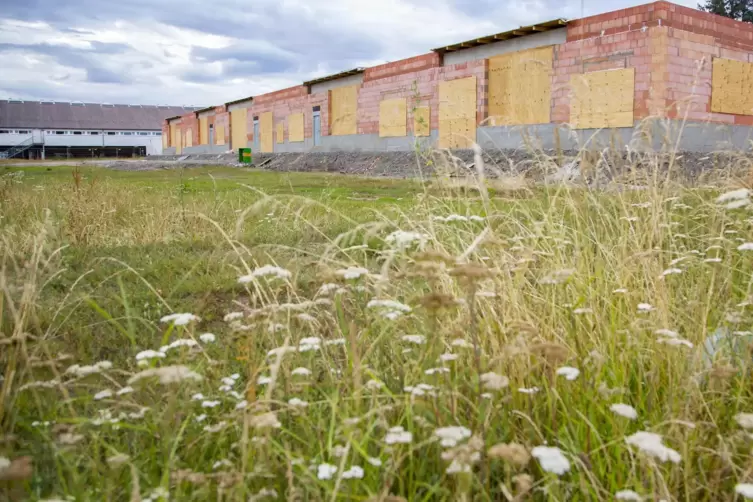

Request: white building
left=0, top=100, right=199, bottom=159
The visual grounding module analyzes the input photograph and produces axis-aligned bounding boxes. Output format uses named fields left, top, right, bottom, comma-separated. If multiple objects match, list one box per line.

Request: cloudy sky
left=0, top=0, right=696, bottom=107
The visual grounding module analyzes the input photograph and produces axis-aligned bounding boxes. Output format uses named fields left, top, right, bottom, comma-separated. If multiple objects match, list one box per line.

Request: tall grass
left=2, top=148, right=753, bottom=501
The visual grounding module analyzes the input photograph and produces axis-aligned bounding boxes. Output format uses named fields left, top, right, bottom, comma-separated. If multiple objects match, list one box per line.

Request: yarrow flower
left=637, top=303, right=654, bottom=313
left=291, top=367, right=311, bottom=377
left=199, top=333, right=216, bottom=343
left=739, top=243, right=753, bottom=251
left=367, top=299, right=412, bottom=320
left=385, top=230, right=427, bottom=249
left=434, top=426, right=472, bottom=447
left=128, top=365, right=202, bottom=385
left=518, top=387, right=540, bottom=395
left=159, top=339, right=198, bottom=353
left=736, top=484, right=753, bottom=499
left=625, top=431, right=681, bottom=463
left=94, top=389, right=113, bottom=400
left=531, top=446, right=570, bottom=475
left=735, top=413, right=753, bottom=429
left=610, top=403, right=638, bottom=420
left=65, top=361, right=112, bottom=377
left=556, top=366, right=580, bottom=381
left=160, top=313, right=200, bottom=326
left=384, top=426, right=413, bottom=445
left=717, top=188, right=750, bottom=204
left=341, top=466, right=364, bottom=479
left=238, top=265, right=292, bottom=282
left=401, top=334, right=425, bottom=344
left=335, top=267, right=369, bottom=280
left=480, top=372, right=509, bottom=390
left=366, top=379, right=384, bottom=390
left=615, top=490, right=643, bottom=501
left=201, top=400, right=221, bottom=408
left=288, top=397, right=308, bottom=408
left=317, top=463, right=338, bottom=480
left=135, top=350, right=166, bottom=362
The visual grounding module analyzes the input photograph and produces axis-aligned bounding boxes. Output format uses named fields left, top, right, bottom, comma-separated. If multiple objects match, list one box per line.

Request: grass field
left=3, top=161, right=753, bottom=501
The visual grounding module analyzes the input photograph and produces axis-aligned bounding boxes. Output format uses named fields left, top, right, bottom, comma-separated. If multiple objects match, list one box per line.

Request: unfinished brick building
left=163, top=1, right=753, bottom=155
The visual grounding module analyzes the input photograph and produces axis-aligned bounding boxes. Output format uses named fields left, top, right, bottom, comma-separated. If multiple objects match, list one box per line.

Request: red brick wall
left=552, top=27, right=657, bottom=123
left=363, top=53, right=441, bottom=82
left=358, top=59, right=486, bottom=135
left=245, top=91, right=329, bottom=144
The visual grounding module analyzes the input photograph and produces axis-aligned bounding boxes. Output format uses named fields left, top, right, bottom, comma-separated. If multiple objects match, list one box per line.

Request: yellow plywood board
left=231, top=108, right=247, bottom=149
left=438, top=76, right=477, bottom=149
left=488, top=46, right=553, bottom=125
left=289, top=113, right=304, bottom=142
left=711, top=57, right=753, bottom=115
left=162, top=131, right=168, bottom=149
left=570, top=68, right=635, bottom=129
left=199, top=117, right=208, bottom=145
left=170, top=124, right=181, bottom=154
left=379, top=98, right=407, bottom=137
left=276, top=122, right=284, bottom=144
left=216, top=125, right=225, bottom=145
left=413, top=106, right=430, bottom=137
left=260, top=112, right=274, bottom=153
left=331, top=85, right=358, bottom=136
left=185, top=128, right=193, bottom=148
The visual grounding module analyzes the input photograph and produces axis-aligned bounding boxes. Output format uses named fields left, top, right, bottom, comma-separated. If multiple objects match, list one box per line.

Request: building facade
left=164, top=1, right=753, bottom=155
left=0, top=101, right=198, bottom=159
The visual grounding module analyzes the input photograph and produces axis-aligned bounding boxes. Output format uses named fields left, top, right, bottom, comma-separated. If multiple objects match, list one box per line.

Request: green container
left=238, top=148, right=252, bottom=164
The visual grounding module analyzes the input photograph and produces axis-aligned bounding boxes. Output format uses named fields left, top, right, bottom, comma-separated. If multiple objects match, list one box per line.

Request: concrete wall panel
left=443, top=29, right=566, bottom=66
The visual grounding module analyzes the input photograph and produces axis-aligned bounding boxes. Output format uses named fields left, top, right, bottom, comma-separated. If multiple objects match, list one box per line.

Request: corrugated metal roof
left=303, top=68, right=365, bottom=87
left=225, top=95, right=253, bottom=106
left=432, top=18, right=567, bottom=53
left=0, top=100, right=200, bottom=130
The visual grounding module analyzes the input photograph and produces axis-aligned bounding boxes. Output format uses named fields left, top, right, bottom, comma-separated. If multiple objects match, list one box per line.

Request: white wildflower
left=199, top=333, right=216, bottom=343
left=637, top=303, right=654, bottom=313
left=531, top=446, right=570, bottom=475
left=223, top=312, right=244, bottom=322
left=518, top=387, right=540, bottom=394
left=212, top=459, right=233, bottom=470
left=610, top=403, right=638, bottom=420
left=201, top=400, right=221, bottom=408
left=191, top=393, right=205, bottom=401
left=654, top=329, right=678, bottom=338
left=336, top=267, right=369, bottom=280
left=735, top=413, right=753, bottom=429
left=235, top=400, right=248, bottom=410
left=626, top=431, right=681, bottom=463
left=195, top=414, right=207, bottom=423
left=424, top=367, right=449, bottom=375
left=660, top=268, right=683, bottom=277
left=439, top=353, right=458, bottom=362
left=717, top=188, right=750, bottom=203
left=405, top=383, right=436, bottom=397
left=434, top=426, right=472, bottom=448
left=291, top=367, right=312, bottom=377
left=658, top=337, right=693, bottom=348
left=239, top=265, right=292, bottom=282
left=159, top=338, right=198, bottom=353
left=92, top=389, right=112, bottom=401
left=65, top=361, right=112, bottom=377
left=317, top=283, right=340, bottom=295
left=725, top=199, right=750, bottom=209
left=257, top=376, right=272, bottom=385
left=556, top=366, right=580, bottom=381
left=738, top=243, right=753, bottom=251
left=401, top=335, right=425, bottom=344
left=160, top=313, right=200, bottom=326
left=288, top=397, right=308, bottom=408
left=340, top=465, right=364, bottom=479
left=451, top=338, right=473, bottom=348
left=480, top=372, right=509, bottom=390
left=445, top=458, right=474, bottom=474
left=135, top=350, right=165, bottom=361
left=385, top=230, right=427, bottom=249
left=613, top=288, right=628, bottom=294
left=736, top=484, right=753, bottom=499
left=249, top=412, right=281, bottom=429
left=367, top=457, right=382, bottom=467
left=128, top=365, right=202, bottom=385
left=317, top=463, right=338, bottom=480
left=368, top=299, right=412, bottom=320
left=115, top=386, right=134, bottom=396
left=384, top=426, right=413, bottom=445
left=203, top=421, right=227, bottom=433
left=299, top=336, right=322, bottom=352
left=615, top=490, right=643, bottom=501
left=366, top=379, right=384, bottom=390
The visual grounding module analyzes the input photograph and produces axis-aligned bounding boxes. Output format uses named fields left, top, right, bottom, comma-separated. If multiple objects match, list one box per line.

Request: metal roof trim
left=303, top=68, right=365, bottom=87
left=224, top=95, right=254, bottom=106
left=432, top=19, right=567, bottom=53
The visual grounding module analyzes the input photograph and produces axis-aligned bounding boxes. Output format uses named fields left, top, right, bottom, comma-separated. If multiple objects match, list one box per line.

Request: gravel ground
left=99, top=149, right=753, bottom=182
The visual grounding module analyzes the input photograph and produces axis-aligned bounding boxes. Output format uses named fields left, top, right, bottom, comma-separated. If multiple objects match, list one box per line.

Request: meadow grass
left=2, top=158, right=753, bottom=501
